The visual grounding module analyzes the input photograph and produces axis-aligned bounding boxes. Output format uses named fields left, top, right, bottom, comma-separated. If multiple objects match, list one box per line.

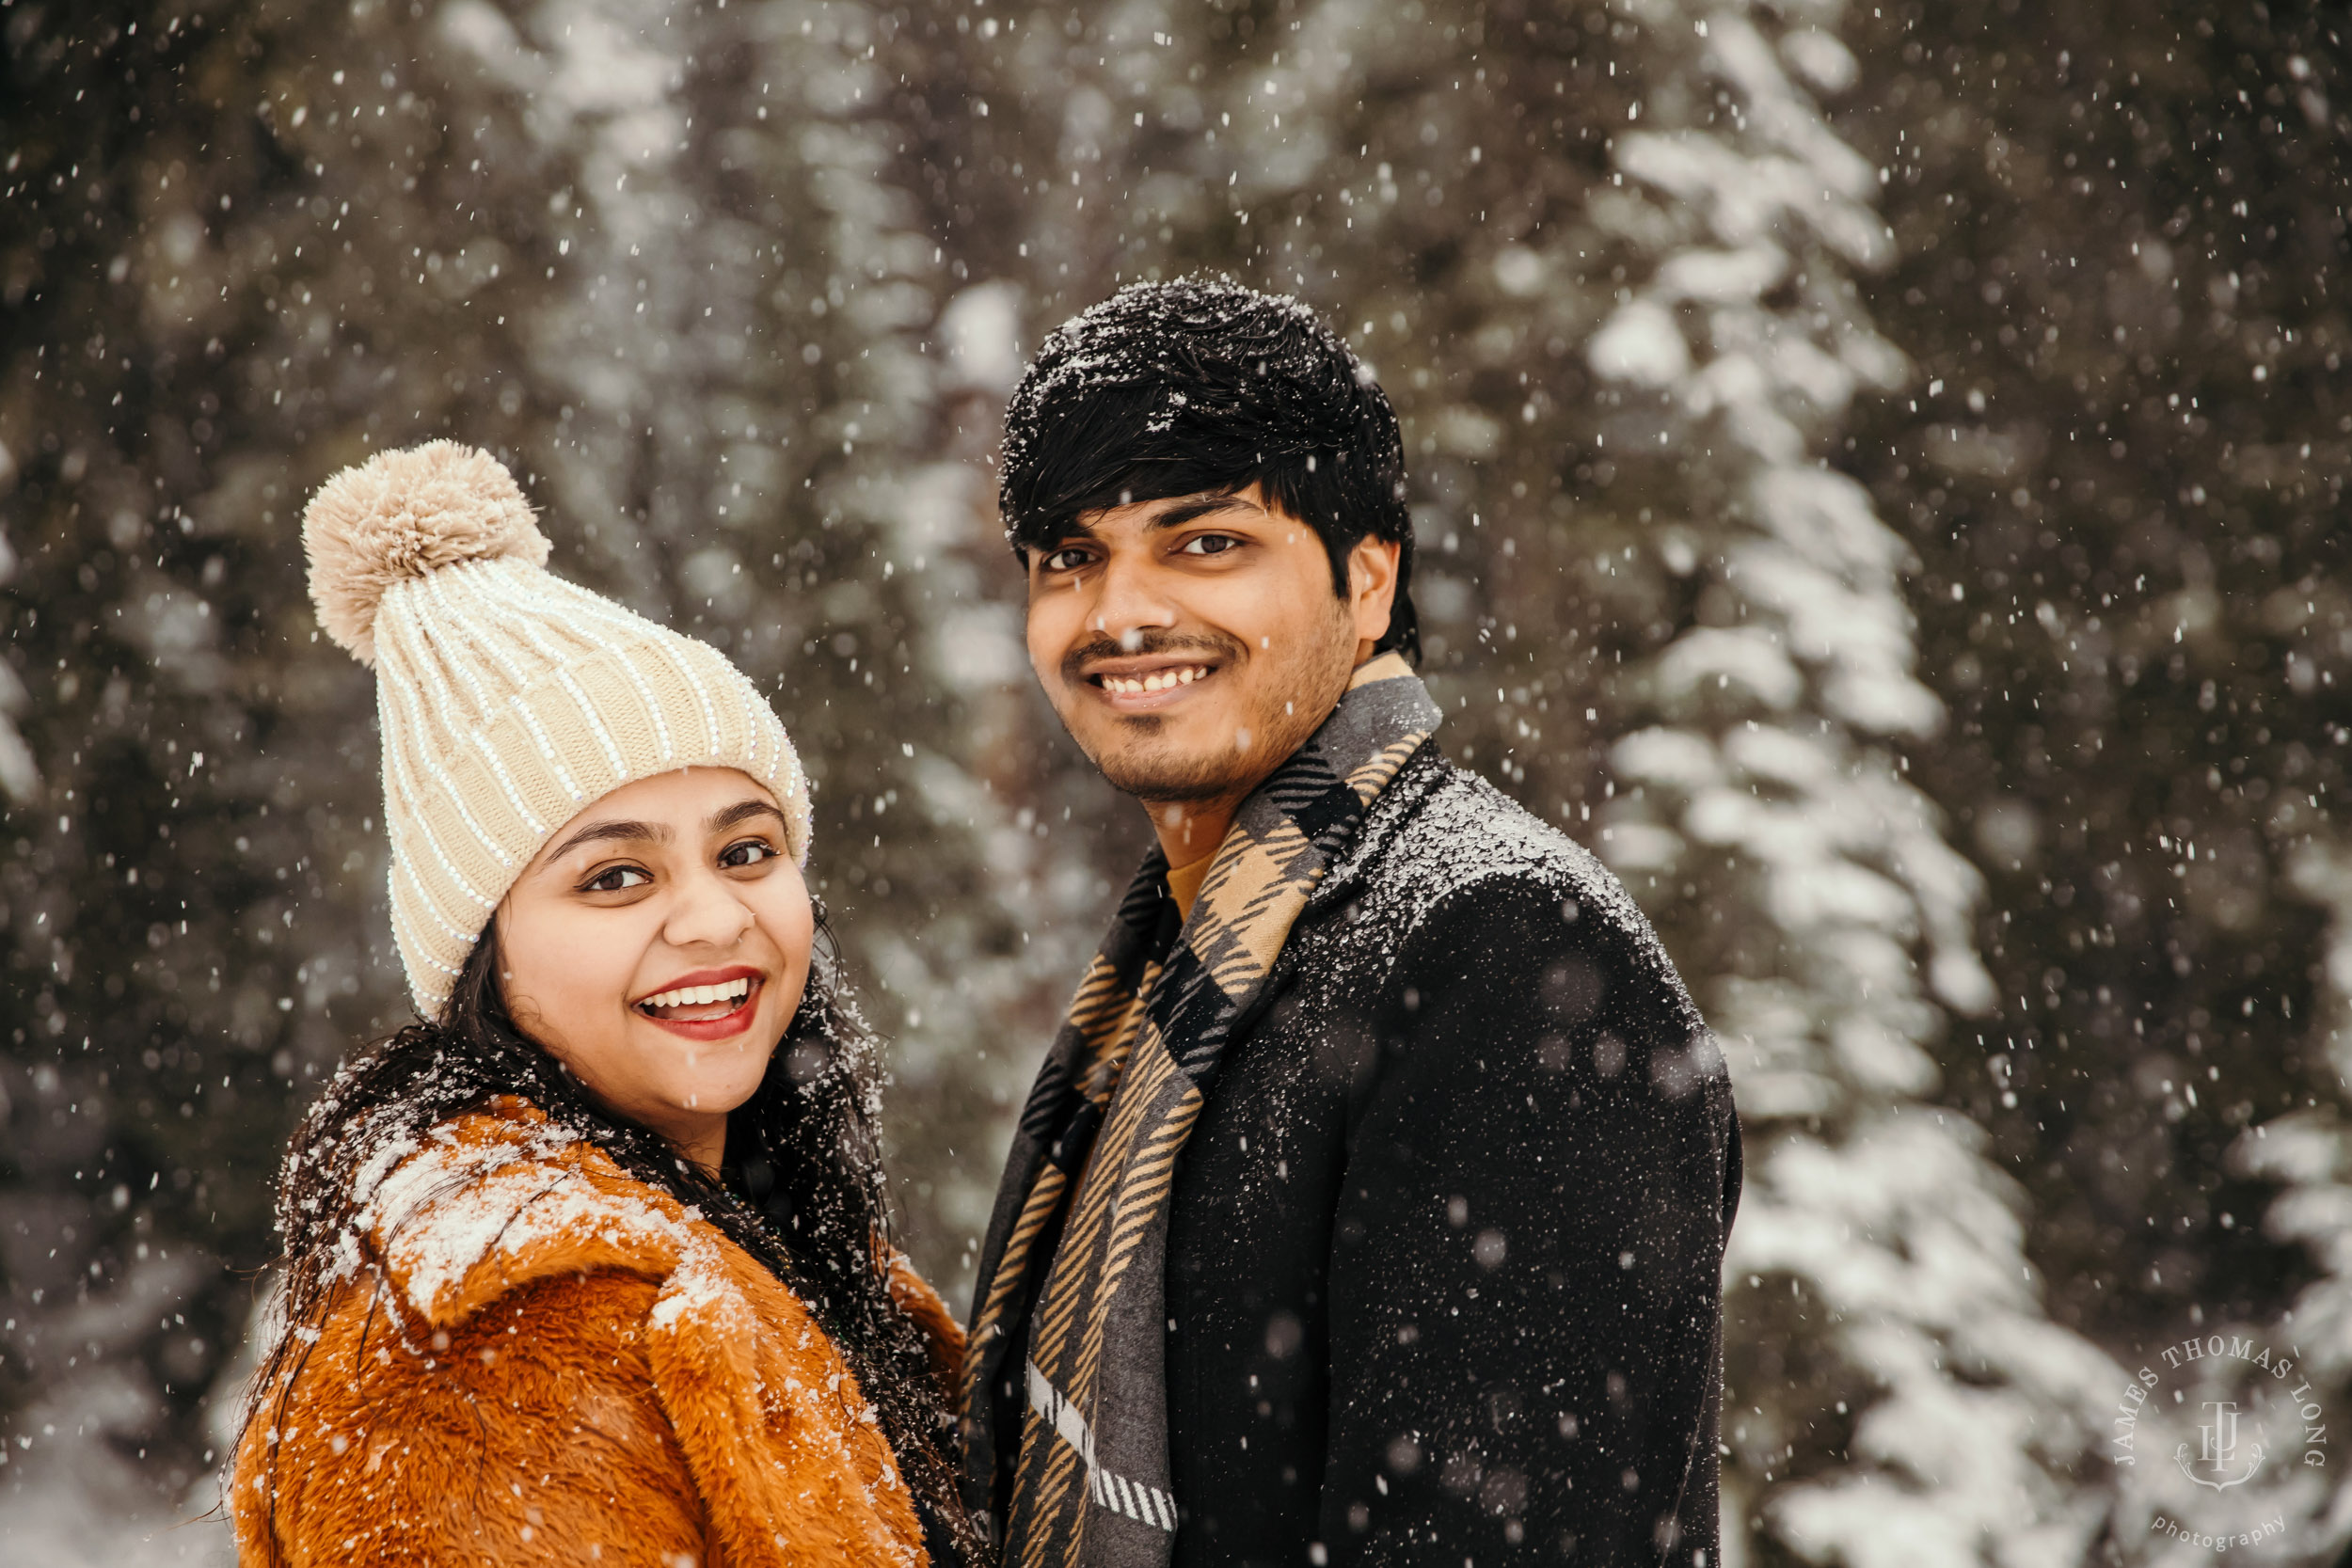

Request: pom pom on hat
left=303, top=440, right=552, bottom=666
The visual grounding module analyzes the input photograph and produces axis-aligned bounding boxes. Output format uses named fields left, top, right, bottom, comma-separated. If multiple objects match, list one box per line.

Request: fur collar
left=234, top=1101, right=952, bottom=1567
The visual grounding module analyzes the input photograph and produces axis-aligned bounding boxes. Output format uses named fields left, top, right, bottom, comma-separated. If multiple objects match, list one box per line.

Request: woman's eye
left=582, top=865, right=650, bottom=893
left=1179, top=533, right=1241, bottom=557
left=720, top=839, right=779, bottom=869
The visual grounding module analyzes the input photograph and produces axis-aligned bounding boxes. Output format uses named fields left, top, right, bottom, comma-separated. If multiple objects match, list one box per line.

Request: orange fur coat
left=230, top=1104, right=961, bottom=1567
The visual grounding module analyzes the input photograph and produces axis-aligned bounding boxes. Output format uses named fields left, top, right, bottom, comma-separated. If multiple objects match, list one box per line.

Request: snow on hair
left=301, top=439, right=552, bottom=666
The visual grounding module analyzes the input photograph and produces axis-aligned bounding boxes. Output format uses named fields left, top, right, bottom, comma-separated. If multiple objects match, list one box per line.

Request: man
left=961, top=277, right=1740, bottom=1568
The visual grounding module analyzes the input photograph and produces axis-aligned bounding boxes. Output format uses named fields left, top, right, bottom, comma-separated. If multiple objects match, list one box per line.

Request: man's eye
left=1041, top=547, right=1090, bottom=572
left=582, top=865, right=651, bottom=893
left=720, top=839, right=778, bottom=869
left=1179, top=533, right=1241, bottom=556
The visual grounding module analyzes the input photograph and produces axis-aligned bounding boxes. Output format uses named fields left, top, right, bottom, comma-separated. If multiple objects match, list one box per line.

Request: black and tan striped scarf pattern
left=959, top=653, right=1442, bottom=1567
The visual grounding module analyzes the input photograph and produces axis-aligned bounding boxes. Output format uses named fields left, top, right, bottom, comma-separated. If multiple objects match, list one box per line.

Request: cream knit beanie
left=303, top=440, right=810, bottom=1016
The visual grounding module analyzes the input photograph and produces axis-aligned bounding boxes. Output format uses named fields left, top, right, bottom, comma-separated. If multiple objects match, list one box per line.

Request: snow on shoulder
left=1328, top=751, right=1707, bottom=1039
left=353, top=1102, right=738, bottom=1335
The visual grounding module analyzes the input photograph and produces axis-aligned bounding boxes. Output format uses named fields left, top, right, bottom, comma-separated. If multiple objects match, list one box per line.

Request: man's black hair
left=999, top=276, right=1420, bottom=661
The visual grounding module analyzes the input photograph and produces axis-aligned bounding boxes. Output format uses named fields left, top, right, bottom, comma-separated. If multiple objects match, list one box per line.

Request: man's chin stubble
left=1081, top=697, right=1333, bottom=805
left=1057, top=714, right=1232, bottom=803
left=1090, top=732, right=1257, bottom=804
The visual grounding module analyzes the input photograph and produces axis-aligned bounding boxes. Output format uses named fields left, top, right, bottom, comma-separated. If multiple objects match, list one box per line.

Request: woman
left=230, top=441, right=978, bottom=1566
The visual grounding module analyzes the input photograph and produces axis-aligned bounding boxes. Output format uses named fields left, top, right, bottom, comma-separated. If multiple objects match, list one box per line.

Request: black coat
left=990, top=743, right=1741, bottom=1567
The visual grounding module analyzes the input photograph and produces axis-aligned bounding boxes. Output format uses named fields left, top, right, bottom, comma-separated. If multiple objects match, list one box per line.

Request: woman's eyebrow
left=707, top=799, right=787, bottom=833
left=544, top=818, right=666, bottom=863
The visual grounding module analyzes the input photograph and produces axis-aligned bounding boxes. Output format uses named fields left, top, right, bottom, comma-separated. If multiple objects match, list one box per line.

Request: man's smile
left=1079, top=654, right=1227, bottom=713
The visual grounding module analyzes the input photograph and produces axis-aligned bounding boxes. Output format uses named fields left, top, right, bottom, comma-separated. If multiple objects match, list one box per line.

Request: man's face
left=1024, top=483, right=1400, bottom=815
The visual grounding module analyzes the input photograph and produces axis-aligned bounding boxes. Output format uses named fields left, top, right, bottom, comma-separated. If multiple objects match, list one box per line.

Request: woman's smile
left=633, top=964, right=767, bottom=1039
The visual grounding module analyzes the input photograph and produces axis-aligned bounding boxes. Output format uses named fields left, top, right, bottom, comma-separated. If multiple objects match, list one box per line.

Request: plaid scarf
left=959, top=653, right=1443, bottom=1567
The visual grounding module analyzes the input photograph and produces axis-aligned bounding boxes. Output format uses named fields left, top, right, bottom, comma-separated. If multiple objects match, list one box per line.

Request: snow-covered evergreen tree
left=2226, top=835, right=2352, bottom=1560
left=1581, top=5, right=2127, bottom=1562
left=902, top=0, right=2129, bottom=1560
left=424, top=0, right=1036, bottom=1283
left=0, top=0, right=1016, bottom=1547
left=1, top=5, right=563, bottom=1547
left=1824, top=6, right=2352, bottom=1560
left=9, top=0, right=2338, bottom=1561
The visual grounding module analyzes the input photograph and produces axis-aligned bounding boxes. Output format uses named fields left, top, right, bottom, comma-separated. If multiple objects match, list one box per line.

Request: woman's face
left=496, top=766, right=812, bottom=1170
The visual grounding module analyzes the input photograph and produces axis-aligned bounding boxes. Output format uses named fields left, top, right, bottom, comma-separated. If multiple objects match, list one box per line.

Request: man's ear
left=1346, top=534, right=1403, bottom=653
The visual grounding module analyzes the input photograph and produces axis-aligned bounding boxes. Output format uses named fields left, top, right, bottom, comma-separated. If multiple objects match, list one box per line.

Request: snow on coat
left=230, top=1101, right=960, bottom=1566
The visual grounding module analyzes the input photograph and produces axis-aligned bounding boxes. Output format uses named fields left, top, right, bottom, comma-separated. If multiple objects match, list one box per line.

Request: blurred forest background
left=3, top=0, right=2346, bottom=1561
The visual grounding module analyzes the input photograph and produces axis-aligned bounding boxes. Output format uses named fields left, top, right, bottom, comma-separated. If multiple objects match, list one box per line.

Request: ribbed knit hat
left=303, top=440, right=809, bottom=1016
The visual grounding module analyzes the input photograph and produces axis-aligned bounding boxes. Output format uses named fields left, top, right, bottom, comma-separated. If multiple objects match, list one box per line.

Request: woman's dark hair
left=999, top=274, right=1421, bottom=660
left=238, top=908, right=980, bottom=1563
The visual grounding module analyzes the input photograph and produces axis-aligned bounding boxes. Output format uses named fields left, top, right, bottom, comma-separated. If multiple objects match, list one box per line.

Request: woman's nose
left=663, top=871, right=756, bottom=948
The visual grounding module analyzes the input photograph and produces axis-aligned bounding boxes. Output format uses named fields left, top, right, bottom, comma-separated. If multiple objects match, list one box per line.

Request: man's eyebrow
left=707, top=799, right=787, bottom=834
left=1048, top=491, right=1262, bottom=549
left=544, top=817, right=666, bottom=863
left=1041, top=515, right=1103, bottom=548
left=1145, top=493, right=1261, bottom=531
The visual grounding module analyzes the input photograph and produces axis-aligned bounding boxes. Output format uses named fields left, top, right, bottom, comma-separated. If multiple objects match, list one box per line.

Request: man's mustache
left=1059, top=628, right=1243, bottom=686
